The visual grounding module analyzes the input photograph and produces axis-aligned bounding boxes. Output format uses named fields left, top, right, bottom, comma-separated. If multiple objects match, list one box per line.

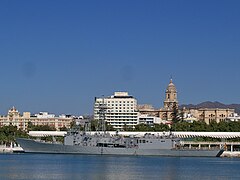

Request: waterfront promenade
left=0, top=144, right=23, bottom=153
left=181, top=141, right=240, bottom=157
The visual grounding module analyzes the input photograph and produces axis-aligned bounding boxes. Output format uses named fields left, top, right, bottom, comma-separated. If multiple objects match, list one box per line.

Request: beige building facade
left=183, top=108, right=234, bottom=124
left=0, top=107, right=73, bottom=131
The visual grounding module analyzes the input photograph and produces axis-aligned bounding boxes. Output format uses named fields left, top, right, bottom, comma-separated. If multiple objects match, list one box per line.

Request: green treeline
left=171, top=121, right=240, bottom=132
left=110, top=121, right=240, bottom=132
left=27, top=122, right=57, bottom=131
left=88, top=120, right=240, bottom=132
left=0, top=124, right=65, bottom=144
left=0, top=126, right=28, bottom=144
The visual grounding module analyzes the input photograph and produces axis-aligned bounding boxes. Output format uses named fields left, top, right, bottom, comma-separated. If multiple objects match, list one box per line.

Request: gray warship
left=16, top=100, right=224, bottom=157
left=16, top=130, right=224, bottom=157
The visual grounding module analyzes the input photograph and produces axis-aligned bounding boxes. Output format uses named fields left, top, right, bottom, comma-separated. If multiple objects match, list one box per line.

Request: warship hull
left=16, top=138, right=223, bottom=157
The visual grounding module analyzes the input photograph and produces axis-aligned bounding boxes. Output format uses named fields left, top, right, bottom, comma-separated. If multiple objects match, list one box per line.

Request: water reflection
left=1, top=154, right=240, bottom=180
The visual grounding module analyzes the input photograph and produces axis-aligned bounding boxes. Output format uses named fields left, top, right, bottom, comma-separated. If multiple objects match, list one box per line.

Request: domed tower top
left=166, top=79, right=177, bottom=93
left=8, top=106, right=20, bottom=118
left=164, top=79, right=178, bottom=110
left=11, top=106, right=17, bottom=111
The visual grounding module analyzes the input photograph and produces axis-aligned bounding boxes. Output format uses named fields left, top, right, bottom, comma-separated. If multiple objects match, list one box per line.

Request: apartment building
left=94, top=92, right=138, bottom=130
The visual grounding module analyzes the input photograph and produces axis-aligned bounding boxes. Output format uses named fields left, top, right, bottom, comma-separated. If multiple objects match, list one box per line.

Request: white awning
left=28, top=131, right=67, bottom=137
left=28, top=131, right=240, bottom=139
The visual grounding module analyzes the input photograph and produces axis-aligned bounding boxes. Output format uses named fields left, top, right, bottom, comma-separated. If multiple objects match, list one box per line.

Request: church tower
left=163, top=79, right=178, bottom=110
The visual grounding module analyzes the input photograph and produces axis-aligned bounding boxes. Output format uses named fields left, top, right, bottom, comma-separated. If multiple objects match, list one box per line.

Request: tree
left=208, top=121, right=219, bottom=132
left=30, top=125, right=56, bottom=131
left=106, top=122, right=114, bottom=131
left=59, top=126, right=68, bottom=131
left=191, top=121, right=208, bottom=132
left=134, top=124, right=151, bottom=131
left=90, top=119, right=98, bottom=131
left=27, top=121, right=33, bottom=131
left=171, top=102, right=180, bottom=124
left=153, top=123, right=170, bottom=132
left=0, top=125, right=29, bottom=144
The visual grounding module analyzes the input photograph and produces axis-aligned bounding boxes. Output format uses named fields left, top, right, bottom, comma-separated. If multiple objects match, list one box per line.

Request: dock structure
left=181, top=141, right=240, bottom=152
left=0, top=143, right=24, bottom=153
left=28, top=131, right=240, bottom=138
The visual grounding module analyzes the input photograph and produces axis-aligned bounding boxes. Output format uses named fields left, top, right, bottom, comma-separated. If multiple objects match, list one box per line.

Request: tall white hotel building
left=94, top=92, right=138, bottom=130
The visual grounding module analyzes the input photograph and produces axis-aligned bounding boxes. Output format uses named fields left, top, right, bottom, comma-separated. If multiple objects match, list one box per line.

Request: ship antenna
left=97, top=95, right=107, bottom=134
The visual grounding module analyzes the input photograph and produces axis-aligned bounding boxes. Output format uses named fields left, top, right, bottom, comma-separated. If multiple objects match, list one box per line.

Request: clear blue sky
left=0, top=0, right=240, bottom=115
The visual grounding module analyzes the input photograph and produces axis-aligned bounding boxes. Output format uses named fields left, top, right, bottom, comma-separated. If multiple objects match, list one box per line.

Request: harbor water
left=0, top=154, right=240, bottom=180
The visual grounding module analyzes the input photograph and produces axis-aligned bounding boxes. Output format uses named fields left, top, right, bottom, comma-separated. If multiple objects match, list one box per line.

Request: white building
left=225, top=113, right=240, bottom=122
left=94, top=92, right=138, bottom=130
left=138, top=114, right=162, bottom=126
left=35, top=112, right=55, bottom=119
left=183, top=112, right=198, bottom=123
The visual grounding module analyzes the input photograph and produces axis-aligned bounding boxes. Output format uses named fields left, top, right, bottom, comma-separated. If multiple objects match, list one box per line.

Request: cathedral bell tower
left=163, top=79, right=178, bottom=110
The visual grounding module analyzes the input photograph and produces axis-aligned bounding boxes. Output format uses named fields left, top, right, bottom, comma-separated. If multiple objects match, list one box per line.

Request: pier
left=0, top=143, right=24, bottom=153
left=181, top=141, right=240, bottom=157
left=181, top=141, right=240, bottom=151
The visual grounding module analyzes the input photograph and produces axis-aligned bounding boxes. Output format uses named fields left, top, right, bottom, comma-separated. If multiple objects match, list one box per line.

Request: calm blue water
left=0, top=154, right=240, bottom=180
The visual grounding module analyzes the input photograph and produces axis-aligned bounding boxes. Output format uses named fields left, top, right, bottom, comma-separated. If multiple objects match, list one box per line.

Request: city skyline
left=1, top=1, right=240, bottom=115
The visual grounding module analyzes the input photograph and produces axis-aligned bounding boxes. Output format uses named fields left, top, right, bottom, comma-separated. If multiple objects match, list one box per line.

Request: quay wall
left=0, top=145, right=23, bottom=153
left=221, top=151, right=240, bottom=158
left=0, top=146, right=13, bottom=153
